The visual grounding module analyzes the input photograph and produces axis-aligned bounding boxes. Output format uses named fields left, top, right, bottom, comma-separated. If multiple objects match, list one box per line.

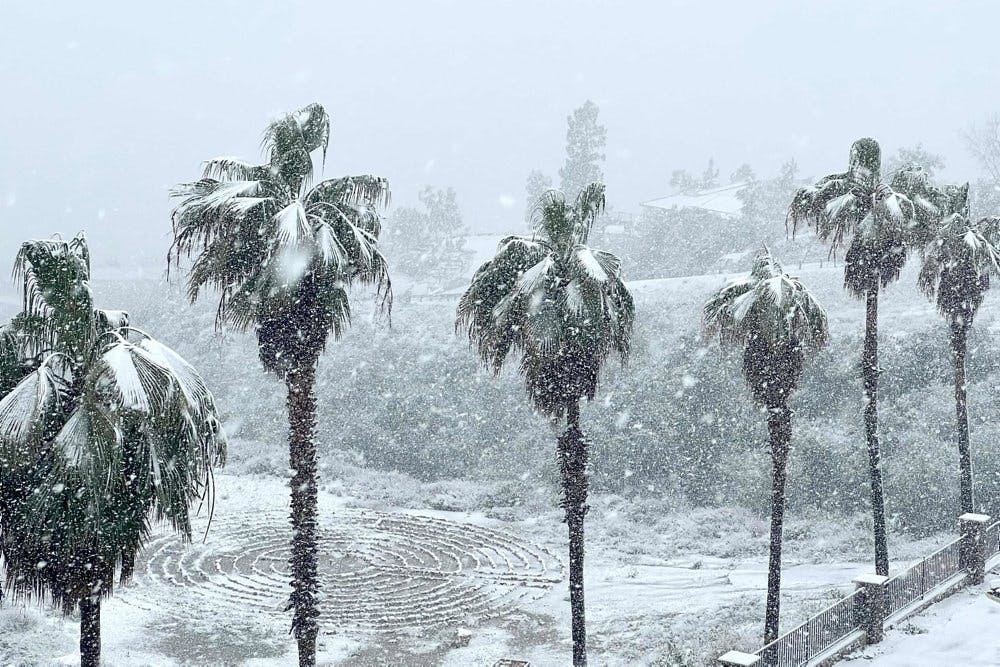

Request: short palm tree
left=169, top=103, right=390, bottom=666
left=704, top=248, right=828, bottom=644
left=457, top=183, right=633, bottom=667
left=788, top=138, right=916, bottom=576
left=915, top=182, right=1000, bottom=515
left=0, top=235, right=226, bottom=667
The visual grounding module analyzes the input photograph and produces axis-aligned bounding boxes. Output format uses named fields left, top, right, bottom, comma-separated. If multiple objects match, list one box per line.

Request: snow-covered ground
left=0, top=460, right=964, bottom=666
left=843, top=566, right=1000, bottom=666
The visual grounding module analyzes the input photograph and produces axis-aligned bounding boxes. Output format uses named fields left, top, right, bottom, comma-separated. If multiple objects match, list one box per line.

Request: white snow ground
left=0, top=466, right=970, bottom=666
left=843, top=569, right=1000, bottom=667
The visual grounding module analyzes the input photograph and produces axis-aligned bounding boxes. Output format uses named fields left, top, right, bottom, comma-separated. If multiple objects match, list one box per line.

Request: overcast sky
left=3, top=0, right=1000, bottom=265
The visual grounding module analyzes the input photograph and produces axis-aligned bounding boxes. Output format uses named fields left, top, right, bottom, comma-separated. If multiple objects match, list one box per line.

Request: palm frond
left=305, top=175, right=391, bottom=210
left=917, top=186, right=1000, bottom=324
left=170, top=103, right=391, bottom=364
left=0, top=361, right=64, bottom=459
left=12, top=236, right=95, bottom=359
left=458, top=184, right=633, bottom=417
left=201, top=156, right=273, bottom=182
left=1, top=234, right=226, bottom=612
left=704, top=248, right=828, bottom=407
left=704, top=248, right=828, bottom=353
left=261, top=103, right=331, bottom=192
left=791, top=139, right=917, bottom=296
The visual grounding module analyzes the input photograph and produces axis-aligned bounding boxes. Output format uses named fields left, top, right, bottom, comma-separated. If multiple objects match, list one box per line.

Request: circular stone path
left=120, top=508, right=563, bottom=633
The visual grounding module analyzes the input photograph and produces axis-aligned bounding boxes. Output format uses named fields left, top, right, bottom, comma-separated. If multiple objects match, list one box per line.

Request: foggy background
left=3, top=0, right=1000, bottom=262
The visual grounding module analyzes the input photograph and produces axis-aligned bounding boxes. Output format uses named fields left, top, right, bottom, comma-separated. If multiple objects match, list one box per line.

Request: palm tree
left=704, top=248, right=828, bottom=644
left=915, top=182, right=1000, bottom=515
left=788, top=138, right=916, bottom=577
left=456, top=183, right=633, bottom=666
left=0, top=235, right=226, bottom=667
left=169, top=103, right=390, bottom=666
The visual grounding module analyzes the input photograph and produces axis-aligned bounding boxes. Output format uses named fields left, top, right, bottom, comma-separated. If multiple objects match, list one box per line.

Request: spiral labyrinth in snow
left=120, top=508, right=563, bottom=633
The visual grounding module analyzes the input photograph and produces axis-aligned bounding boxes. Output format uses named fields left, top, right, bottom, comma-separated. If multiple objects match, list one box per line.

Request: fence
left=728, top=519, right=1000, bottom=667
left=985, top=520, right=1000, bottom=557
left=752, top=591, right=861, bottom=667
left=884, top=537, right=963, bottom=617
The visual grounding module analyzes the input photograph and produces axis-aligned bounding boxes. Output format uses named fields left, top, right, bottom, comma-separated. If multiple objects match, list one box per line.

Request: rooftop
left=641, top=181, right=749, bottom=217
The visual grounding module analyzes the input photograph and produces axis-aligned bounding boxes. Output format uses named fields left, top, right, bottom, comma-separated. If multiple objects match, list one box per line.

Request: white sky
left=3, top=0, right=1000, bottom=263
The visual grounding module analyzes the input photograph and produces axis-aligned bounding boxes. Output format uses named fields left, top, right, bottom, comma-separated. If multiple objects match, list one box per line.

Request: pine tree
left=559, top=101, right=606, bottom=202
left=384, top=186, right=471, bottom=288
left=525, top=169, right=554, bottom=224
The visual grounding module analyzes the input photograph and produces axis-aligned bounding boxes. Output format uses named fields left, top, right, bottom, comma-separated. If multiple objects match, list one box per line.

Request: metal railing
left=985, top=521, right=1000, bottom=558
left=885, top=538, right=963, bottom=617
left=752, top=591, right=861, bottom=667
left=745, top=520, right=1000, bottom=667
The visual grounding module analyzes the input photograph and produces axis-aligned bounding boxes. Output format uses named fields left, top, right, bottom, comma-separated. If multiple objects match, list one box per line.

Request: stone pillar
left=717, top=650, right=760, bottom=667
left=853, top=573, right=889, bottom=645
left=960, top=512, right=991, bottom=585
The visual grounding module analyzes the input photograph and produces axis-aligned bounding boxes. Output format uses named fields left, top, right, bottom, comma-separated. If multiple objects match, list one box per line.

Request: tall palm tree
left=788, top=138, right=916, bottom=576
left=0, top=235, right=226, bottom=667
left=915, top=182, right=1000, bottom=515
left=457, top=183, right=633, bottom=666
left=704, top=249, right=828, bottom=644
left=169, top=103, right=390, bottom=666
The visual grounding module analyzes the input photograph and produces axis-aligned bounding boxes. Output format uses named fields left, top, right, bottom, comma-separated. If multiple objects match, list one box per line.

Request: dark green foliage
left=789, top=138, right=917, bottom=298
left=0, top=235, right=225, bottom=657
left=458, top=183, right=634, bottom=418
left=170, top=103, right=391, bottom=379
left=703, top=250, right=828, bottom=409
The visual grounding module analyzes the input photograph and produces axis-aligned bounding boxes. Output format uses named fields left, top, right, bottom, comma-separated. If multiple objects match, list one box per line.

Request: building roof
left=641, top=181, right=749, bottom=217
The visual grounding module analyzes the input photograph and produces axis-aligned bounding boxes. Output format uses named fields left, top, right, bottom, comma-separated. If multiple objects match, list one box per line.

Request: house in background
left=640, top=181, right=749, bottom=218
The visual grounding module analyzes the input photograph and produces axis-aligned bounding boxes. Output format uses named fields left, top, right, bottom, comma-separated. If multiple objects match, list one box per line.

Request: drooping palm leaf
left=458, top=183, right=633, bottom=417
left=704, top=249, right=828, bottom=407
left=0, top=234, right=226, bottom=615
left=788, top=138, right=917, bottom=298
left=917, top=183, right=1000, bottom=326
left=170, top=103, right=391, bottom=377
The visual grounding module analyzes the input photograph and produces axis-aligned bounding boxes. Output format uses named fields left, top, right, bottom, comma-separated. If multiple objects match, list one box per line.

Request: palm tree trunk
left=863, top=287, right=890, bottom=577
left=950, top=321, right=974, bottom=515
left=79, top=596, right=101, bottom=667
left=763, top=405, right=791, bottom=645
left=559, top=400, right=588, bottom=667
left=287, top=365, right=320, bottom=667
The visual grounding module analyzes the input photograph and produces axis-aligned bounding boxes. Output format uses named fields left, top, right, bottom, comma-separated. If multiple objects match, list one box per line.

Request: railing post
left=853, top=574, right=889, bottom=645
left=717, top=651, right=760, bottom=667
left=960, top=512, right=991, bottom=585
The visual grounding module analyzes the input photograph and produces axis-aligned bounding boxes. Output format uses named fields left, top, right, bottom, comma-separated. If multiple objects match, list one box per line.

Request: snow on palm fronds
left=11, top=235, right=95, bottom=362
left=704, top=249, right=828, bottom=353
left=916, top=182, right=1000, bottom=326
left=456, top=183, right=634, bottom=417
left=704, top=248, right=828, bottom=407
left=0, top=234, right=225, bottom=610
left=170, top=103, right=390, bottom=377
left=788, top=138, right=919, bottom=297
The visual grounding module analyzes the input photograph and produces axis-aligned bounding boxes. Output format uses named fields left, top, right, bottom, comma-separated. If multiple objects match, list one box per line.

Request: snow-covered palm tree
left=457, top=183, right=633, bottom=667
left=0, top=235, right=225, bottom=667
left=788, top=138, right=917, bottom=577
left=169, top=103, right=390, bottom=666
left=916, top=182, right=1000, bottom=515
left=704, top=248, right=828, bottom=644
